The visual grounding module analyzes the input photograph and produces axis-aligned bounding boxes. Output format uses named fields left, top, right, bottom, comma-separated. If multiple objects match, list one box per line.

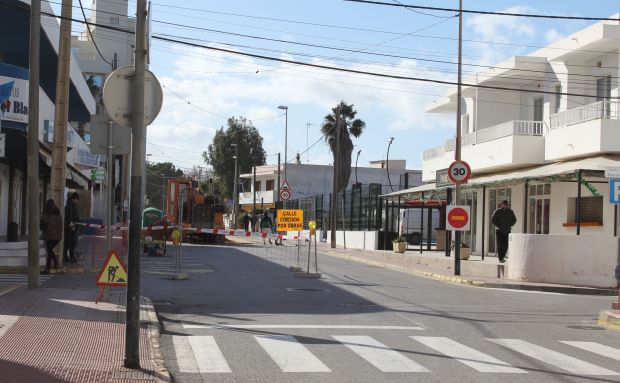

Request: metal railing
left=549, top=100, right=620, bottom=129
left=423, top=146, right=446, bottom=161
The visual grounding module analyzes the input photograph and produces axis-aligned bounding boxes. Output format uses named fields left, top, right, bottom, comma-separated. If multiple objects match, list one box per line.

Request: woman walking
left=40, top=199, right=62, bottom=273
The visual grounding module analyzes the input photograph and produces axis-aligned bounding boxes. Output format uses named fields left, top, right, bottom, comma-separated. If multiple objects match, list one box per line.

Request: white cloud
left=544, top=28, right=564, bottom=43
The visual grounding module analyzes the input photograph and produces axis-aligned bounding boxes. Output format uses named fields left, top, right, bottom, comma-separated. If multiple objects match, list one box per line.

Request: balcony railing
left=423, top=120, right=543, bottom=161
left=549, top=100, right=620, bottom=129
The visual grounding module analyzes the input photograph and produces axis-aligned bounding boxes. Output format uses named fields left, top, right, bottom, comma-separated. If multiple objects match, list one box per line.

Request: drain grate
left=286, top=288, right=331, bottom=292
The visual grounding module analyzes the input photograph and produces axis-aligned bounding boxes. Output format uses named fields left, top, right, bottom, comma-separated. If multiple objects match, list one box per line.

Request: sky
left=57, top=0, right=620, bottom=173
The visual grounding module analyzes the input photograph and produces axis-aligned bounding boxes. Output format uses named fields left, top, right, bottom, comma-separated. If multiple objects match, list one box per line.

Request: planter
left=435, top=229, right=446, bottom=251
left=393, top=241, right=407, bottom=253
left=451, top=247, right=470, bottom=260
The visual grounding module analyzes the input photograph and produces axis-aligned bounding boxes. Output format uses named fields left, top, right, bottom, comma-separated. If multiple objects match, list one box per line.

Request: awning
left=66, top=166, right=89, bottom=190
left=382, top=155, right=620, bottom=200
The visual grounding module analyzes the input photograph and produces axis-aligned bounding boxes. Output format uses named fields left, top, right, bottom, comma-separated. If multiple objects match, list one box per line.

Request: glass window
left=266, top=180, right=274, bottom=191
left=109, top=16, right=120, bottom=25
left=554, top=84, right=561, bottom=113
left=254, top=181, right=261, bottom=192
left=567, top=196, right=603, bottom=224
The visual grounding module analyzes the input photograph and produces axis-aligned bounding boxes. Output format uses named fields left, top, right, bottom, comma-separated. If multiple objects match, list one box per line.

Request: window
left=554, top=85, right=561, bottom=113
left=109, top=16, right=120, bottom=25
left=567, top=196, right=603, bottom=224
left=254, top=181, right=261, bottom=192
left=266, top=180, right=274, bottom=191
left=597, top=75, right=611, bottom=101
left=533, top=97, right=544, bottom=121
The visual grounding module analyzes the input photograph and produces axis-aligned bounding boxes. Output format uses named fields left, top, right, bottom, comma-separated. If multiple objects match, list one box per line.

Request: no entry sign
left=447, top=206, right=470, bottom=231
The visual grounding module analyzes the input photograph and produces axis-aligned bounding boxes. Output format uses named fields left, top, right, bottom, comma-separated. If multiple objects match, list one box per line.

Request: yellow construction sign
left=276, top=209, right=304, bottom=231
left=96, top=251, right=128, bottom=286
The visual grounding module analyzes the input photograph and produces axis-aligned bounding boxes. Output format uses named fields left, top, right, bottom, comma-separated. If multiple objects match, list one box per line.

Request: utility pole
left=50, top=0, right=73, bottom=268
left=27, top=0, right=41, bottom=289
left=454, top=0, right=463, bottom=276
left=125, top=0, right=147, bottom=369
left=277, top=153, right=281, bottom=203
left=231, top=144, right=238, bottom=229
left=106, top=121, right=113, bottom=254
left=330, top=108, right=340, bottom=249
left=252, top=165, right=256, bottom=216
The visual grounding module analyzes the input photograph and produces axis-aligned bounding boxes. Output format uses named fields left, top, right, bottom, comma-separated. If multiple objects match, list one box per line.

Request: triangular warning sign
left=96, top=251, right=128, bottom=287
left=280, top=180, right=291, bottom=190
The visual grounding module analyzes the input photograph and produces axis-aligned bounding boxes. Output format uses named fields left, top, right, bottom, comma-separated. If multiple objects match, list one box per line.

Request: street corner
left=141, top=296, right=172, bottom=382
left=598, top=309, right=620, bottom=330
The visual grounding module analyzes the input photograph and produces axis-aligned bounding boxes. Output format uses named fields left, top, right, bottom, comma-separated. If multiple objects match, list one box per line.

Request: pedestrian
left=260, top=211, right=273, bottom=245
left=40, top=199, right=62, bottom=273
left=251, top=213, right=258, bottom=232
left=491, top=199, right=517, bottom=263
left=63, top=192, right=80, bottom=264
left=242, top=213, right=251, bottom=232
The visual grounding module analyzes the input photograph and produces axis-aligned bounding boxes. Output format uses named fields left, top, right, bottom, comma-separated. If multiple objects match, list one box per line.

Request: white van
left=399, top=208, right=440, bottom=245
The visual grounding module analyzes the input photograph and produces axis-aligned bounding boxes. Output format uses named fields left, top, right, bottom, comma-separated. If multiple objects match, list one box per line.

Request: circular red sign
left=447, top=207, right=469, bottom=229
left=448, top=160, right=471, bottom=184
left=280, top=190, right=291, bottom=200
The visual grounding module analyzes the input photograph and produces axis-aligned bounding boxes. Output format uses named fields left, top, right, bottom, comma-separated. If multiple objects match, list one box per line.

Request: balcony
left=239, top=190, right=275, bottom=205
left=547, top=101, right=620, bottom=161
left=422, top=120, right=545, bottom=181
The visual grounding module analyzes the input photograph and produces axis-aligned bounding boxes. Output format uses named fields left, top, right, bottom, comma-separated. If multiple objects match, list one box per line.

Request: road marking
left=254, top=335, right=331, bottom=372
left=0, top=315, right=19, bottom=339
left=172, top=336, right=199, bottom=373
left=412, top=336, right=526, bottom=373
left=184, top=324, right=424, bottom=330
left=333, top=335, right=429, bottom=372
left=187, top=335, right=231, bottom=373
left=488, top=339, right=618, bottom=376
left=560, top=341, right=620, bottom=362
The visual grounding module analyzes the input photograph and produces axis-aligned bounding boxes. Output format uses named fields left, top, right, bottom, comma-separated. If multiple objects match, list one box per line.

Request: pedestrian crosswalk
left=170, top=332, right=620, bottom=376
left=0, top=274, right=54, bottom=285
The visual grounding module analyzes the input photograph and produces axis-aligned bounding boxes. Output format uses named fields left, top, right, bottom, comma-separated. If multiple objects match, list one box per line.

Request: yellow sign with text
left=276, top=209, right=304, bottom=231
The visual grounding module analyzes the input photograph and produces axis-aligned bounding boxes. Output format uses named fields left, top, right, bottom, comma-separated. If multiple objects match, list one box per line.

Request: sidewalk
left=315, top=241, right=620, bottom=296
left=0, top=284, right=169, bottom=383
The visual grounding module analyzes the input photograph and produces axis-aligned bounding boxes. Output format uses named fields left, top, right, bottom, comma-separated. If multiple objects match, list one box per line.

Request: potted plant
left=450, top=240, right=470, bottom=260
left=392, top=235, right=407, bottom=254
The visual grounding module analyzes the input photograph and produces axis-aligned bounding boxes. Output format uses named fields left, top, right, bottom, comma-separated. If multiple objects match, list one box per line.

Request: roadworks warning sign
left=96, top=251, right=128, bottom=286
left=276, top=209, right=304, bottom=231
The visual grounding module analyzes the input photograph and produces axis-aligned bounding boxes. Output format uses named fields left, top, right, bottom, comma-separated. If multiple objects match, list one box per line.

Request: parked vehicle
left=399, top=208, right=440, bottom=245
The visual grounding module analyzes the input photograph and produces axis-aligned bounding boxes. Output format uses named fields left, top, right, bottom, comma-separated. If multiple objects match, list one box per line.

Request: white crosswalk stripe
left=182, top=335, right=232, bottom=373
left=488, top=339, right=619, bottom=376
left=0, top=274, right=54, bottom=284
left=412, top=336, right=526, bottom=373
left=254, top=335, right=332, bottom=372
left=333, top=335, right=429, bottom=372
left=560, top=341, right=620, bottom=362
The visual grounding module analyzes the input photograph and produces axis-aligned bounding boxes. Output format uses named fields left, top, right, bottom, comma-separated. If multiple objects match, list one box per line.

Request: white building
left=238, top=161, right=421, bottom=212
left=390, top=14, right=620, bottom=288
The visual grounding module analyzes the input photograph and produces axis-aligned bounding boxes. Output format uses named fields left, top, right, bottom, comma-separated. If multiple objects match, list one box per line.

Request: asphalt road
left=138, top=241, right=620, bottom=383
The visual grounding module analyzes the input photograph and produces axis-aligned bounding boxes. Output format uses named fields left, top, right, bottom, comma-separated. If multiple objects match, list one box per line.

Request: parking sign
left=610, top=178, right=620, bottom=204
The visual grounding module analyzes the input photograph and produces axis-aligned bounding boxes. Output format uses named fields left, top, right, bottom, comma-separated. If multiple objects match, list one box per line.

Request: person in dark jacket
left=260, top=212, right=273, bottom=245
left=491, top=199, right=517, bottom=263
left=63, top=192, right=80, bottom=264
left=242, top=213, right=251, bottom=232
left=41, top=199, right=62, bottom=273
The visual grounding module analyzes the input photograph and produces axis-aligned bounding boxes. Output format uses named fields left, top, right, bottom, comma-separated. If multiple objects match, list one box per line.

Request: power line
left=344, top=0, right=620, bottom=21
left=76, top=0, right=114, bottom=68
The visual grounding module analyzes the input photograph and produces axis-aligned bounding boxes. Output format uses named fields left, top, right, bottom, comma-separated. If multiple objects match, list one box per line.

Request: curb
left=141, top=296, right=171, bottom=383
left=597, top=310, right=620, bottom=330
left=324, top=250, right=618, bottom=295
left=0, top=283, right=19, bottom=296
left=0, top=267, right=99, bottom=274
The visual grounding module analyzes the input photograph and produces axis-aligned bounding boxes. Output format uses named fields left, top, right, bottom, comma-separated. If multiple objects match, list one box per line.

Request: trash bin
left=7, top=222, right=18, bottom=242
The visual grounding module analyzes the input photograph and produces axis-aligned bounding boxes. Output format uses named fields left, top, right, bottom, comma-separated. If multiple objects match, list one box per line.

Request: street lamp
left=160, top=173, right=166, bottom=212
left=231, top=143, right=239, bottom=229
left=355, top=149, right=362, bottom=186
left=278, top=105, right=288, bottom=182
left=386, top=137, right=395, bottom=192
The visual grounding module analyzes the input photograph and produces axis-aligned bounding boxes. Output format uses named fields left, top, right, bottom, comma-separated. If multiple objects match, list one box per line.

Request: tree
left=145, top=162, right=184, bottom=210
left=321, top=101, right=366, bottom=193
left=321, top=101, right=366, bottom=248
left=203, top=117, right=266, bottom=199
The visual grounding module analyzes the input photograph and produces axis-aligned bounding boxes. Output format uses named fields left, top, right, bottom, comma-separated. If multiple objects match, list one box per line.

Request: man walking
left=63, top=192, right=80, bottom=264
left=491, top=199, right=517, bottom=263
left=260, top=211, right=273, bottom=245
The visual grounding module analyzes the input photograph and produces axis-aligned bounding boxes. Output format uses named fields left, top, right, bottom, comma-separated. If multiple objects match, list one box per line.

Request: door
left=533, top=97, right=544, bottom=121
left=459, top=191, right=477, bottom=252
left=488, top=187, right=512, bottom=254
left=528, top=197, right=550, bottom=234
left=597, top=75, right=611, bottom=117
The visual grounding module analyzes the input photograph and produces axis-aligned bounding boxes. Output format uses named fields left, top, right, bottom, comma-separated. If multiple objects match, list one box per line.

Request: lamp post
left=160, top=173, right=166, bottom=212
left=386, top=137, right=394, bottom=192
left=355, top=149, right=362, bottom=185
left=278, top=105, right=288, bottom=182
left=231, top=143, right=239, bottom=229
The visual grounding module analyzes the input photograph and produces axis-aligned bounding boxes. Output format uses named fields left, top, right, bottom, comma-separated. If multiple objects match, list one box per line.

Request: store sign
left=0, top=76, right=29, bottom=123
left=91, top=169, right=105, bottom=183
left=435, top=168, right=451, bottom=187
left=76, top=148, right=100, bottom=167
left=43, top=120, right=75, bottom=147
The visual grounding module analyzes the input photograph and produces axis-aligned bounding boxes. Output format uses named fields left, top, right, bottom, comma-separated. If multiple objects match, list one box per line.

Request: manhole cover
left=286, top=288, right=331, bottom=292
left=566, top=325, right=604, bottom=330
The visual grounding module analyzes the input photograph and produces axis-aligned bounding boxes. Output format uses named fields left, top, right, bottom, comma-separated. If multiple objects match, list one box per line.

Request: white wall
left=321, top=230, right=379, bottom=250
left=508, top=233, right=619, bottom=288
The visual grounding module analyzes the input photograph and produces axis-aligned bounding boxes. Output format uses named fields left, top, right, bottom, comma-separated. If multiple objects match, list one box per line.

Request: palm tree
left=321, top=101, right=365, bottom=248
left=321, top=101, right=366, bottom=193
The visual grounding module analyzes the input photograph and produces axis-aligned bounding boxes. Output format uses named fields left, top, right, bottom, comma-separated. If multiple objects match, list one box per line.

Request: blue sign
left=609, top=178, right=620, bottom=204
left=616, top=263, right=620, bottom=283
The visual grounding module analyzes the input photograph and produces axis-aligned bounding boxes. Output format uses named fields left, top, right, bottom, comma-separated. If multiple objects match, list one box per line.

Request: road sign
left=605, top=167, right=620, bottom=178
left=96, top=251, right=128, bottom=286
left=89, top=115, right=131, bottom=155
left=447, top=205, right=470, bottom=231
left=102, top=65, right=163, bottom=128
left=610, top=178, right=620, bottom=204
left=448, top=160, right=471, bottom=184
left=280, top=189, right=291, bottom=200
left=276, top=209, right=304, bottom=231
left=280, top=180, right=291, bottom=190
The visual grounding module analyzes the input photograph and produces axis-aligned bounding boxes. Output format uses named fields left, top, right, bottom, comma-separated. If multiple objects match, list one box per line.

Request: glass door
left=488, top=187, right=512, bottom=254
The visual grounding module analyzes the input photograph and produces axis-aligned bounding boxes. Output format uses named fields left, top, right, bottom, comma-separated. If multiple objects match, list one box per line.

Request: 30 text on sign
left=446, top=205, right=470, bottom=231
left=448, top=160, right=471, bottom=184
left=276, top=209, right=304, bottom=231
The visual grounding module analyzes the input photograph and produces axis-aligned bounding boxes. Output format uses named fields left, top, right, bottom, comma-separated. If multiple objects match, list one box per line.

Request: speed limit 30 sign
left=448, top=160, right=471, bottom=184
